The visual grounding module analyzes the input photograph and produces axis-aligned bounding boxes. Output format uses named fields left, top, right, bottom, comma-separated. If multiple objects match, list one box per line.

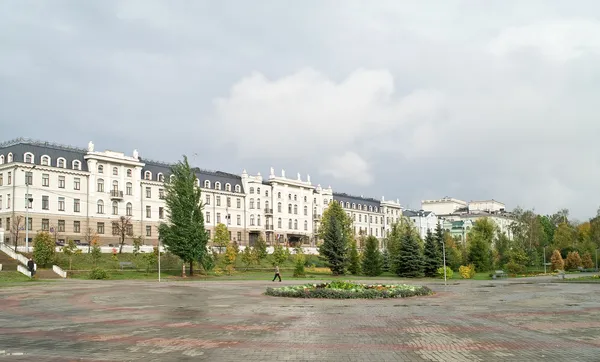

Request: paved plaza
left=0, top=277, right=599, bottom=361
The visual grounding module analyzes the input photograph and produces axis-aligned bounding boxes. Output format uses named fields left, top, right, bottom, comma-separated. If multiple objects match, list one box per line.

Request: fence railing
left=52, top=265, right=67, bottom=278
left=0, top=243, right=29, bottom=266
left=17, top=264, right=31, bottom=278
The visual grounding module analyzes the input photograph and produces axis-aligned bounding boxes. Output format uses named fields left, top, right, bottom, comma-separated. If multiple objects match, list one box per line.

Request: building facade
left=402, top=209, right=439, bottom=240
left=0, top=138, right=403, bottom=248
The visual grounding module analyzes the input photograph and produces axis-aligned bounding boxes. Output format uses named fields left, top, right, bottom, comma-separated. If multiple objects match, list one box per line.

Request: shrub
left=459, top=264, right=476, bottom=279
left=88, top=268, right=109, bottom=280
left=581, top=252, right=594, bottom=269
left=265, top=281, right=433, bottom=299
left=565, top=251, right=582, bottom=271
left=505, top=261, right=527, bottom=275
left=32, top=231, right=55, bottom=268
left=550, top=249, right=564, bottom=271
left=436, top=266, right=453, bottom=279
left=293, top=251, right=306, bottom=278
left=201, top=250, right=216, bottom=272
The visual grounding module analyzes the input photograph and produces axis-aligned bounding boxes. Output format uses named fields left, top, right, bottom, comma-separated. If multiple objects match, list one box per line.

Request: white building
left=421, top=197, right=468, bottom=215
left=0, top=138, right=403, bottom=249
left=402, top=209, right=439, bottom=240
left=468, top=200, right=505, bottom=213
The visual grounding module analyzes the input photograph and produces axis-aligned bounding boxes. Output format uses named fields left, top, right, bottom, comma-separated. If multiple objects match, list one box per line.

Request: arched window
left=127, top=169, right=132, bottom=177
left=157, top=173, right=164, bottom=182
left=215, top=182, right=221, bottom=190
left=126, top=202, right=132, bottom=216
left=265, top=190, right=269, bottom=197
left=257, top=199, right=261, bottom=209
left=288, top=194, right=292, bottom=200
left=257, top=215, right=261, bottom=226
left=374, top=207, right=378, bottom=212
left=250, top=214, right=255, bottom=226
left=0, top=155, right=4, bottom=164
left=57, top=158, right=66, bottom=168
left=250, top=187, right=254, bottom=194
left=369, top=206, right=373, bottom=212
left=97, top=200, right=104, bottom=214
left=304, top=196, right=307, bottom=202
left=288, top=219, right=293, bottom=229
left=288, top=204, right=292, bottom=213
left=346, top=202, right=350, bottom=208
left=358, top=205, right=362, bottom=211
left=98, top=165, right=104, bottom=174
left=278, top=218, right=282, bottom=228
left=294, top=219, right=298, bottom=230
left=294, top=195, right=297, bottom=201
left=304, top=220, right=308, bottom=230
left=250, top=199, right=254, bottom=209
left=97, top=178, right=104, bottom=192
left=72, top=160, right=81, bottom=170
left=113, top=167, right=118, bottom=176
left=277, top=202, right=282, bottom=213
left=303, top=206, right=308, bottom=215
left=235, top=185, right=241, bottom=192
left=352, top=203, right=356, bottom=209
left=144, top=171, right=151, bottom=180
left=112, top=180, right=119, bottom=191
left=41, top=155, right=50, bottom=166
left=204, top=180, right=211, bottom=188
left=7, top=153, right=13, bottom=163
left=126, top=182, right=132, bottom=195
left=257, top=187, right=261, bottom=194
left=225, top=183, right=231, bottom=192
left=277, top=192, right=281, bottom=199
left=265, top=201, right=270, bottom=210
left=24, top=152, right=34, bottom=164
left=293, top=205, right=298, bottom=214
left=112, top=201, right=118, bottom=215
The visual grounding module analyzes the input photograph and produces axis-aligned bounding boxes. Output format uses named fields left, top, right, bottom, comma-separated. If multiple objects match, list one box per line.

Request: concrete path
left=0, top=278, right=599, bottom=361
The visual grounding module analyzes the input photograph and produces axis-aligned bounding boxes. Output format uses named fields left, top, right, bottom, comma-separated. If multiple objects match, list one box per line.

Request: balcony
left=110, top=190, right=124, bottom=200
left=264, top=208, right=273, bottom=215
left=265, top=225, right=274, bottom=232
left=313, top=214, right=321, bottom=220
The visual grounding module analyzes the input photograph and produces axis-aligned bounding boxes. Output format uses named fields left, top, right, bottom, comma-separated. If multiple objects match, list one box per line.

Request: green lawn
left=0, top=271, right=38, bottom=286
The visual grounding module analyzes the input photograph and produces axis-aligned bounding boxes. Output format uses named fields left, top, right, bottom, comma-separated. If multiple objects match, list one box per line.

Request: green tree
left=157, top=156, right=208, bottom=277
left=62, top=238, right=80, bottom=270
left=90, top=240, right=102, bottom=267
left=270, top=243, right=287, bottom=266
left=132, top=235, right=143, bottom=257
left=33, top=231, right=55, bottom=268
left=223, top=243, right=238, bottom=275
left=381, top=249, right=390, bottom=272
left=241, top=247, right=257, bottom=270
left=361, top=235, right=382, bottom=276
left=319, top=200, right=353, bottom=248
left=293, top=247, right=306, bottom=277
left=494, top=232, right=512, bottom=269
left=423, top=229, right=442, bottom=277
left=553, top=222, right=577, bottom=250
left=444, top=233, right=462, bottom=271
left=385, top=222, right=405, bottom=273
left=253, top=235, right=268, bottom=262
left=394, top=227, right=424, bottom=278
left=348, top=239, right=361, bottom=275
left=467, top=218, right=495, bottom=272
left=213, top=223, right=229, bottom=253
left=319, top=212, right=348, bottom=275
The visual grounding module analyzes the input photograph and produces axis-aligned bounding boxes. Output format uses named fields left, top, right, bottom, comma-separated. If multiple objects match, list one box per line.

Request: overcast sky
left=1, top=0, right=599, bottom=219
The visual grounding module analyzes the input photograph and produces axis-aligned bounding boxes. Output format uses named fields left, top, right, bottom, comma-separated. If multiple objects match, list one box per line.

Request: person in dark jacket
left=27, top=258, right=35, bottom=276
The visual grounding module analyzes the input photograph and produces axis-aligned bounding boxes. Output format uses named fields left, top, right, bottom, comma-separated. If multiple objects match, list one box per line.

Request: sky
left=1, top=0, right=600, bottom=220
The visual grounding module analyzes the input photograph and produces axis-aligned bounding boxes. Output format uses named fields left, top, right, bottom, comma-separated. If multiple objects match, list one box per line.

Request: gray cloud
left=2, top=0, right=600, bottom=219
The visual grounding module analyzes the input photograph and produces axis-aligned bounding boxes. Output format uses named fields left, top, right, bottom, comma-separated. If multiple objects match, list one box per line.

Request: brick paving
left=0, top=278, right=599, bottom=361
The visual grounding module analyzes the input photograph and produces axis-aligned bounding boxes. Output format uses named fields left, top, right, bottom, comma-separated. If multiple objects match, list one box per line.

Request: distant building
left=402, top=209, right=438, bottom=240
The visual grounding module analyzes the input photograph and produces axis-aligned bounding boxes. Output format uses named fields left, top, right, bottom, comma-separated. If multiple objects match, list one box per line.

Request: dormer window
left=57, top=158, right=66, bottom=168
left=225, top=183, right=231, bottom=192
left=158, top=173, right=164, bottom=182
left=72, top=160, right=81, bottom=170
left=144, top=171, right=152, bottom=180
left=98, top=165, right=104, bottom=174
left=235, top=184, right=241, bottom=192
left=7, top=153, right=13, bottom=163
left=24, top=153, right=34, bottom=164
left=215, top=182, right=221, bottom=190
left=204, top=180, right=211, bottom=188
left=41, top=156, right=50, bottom=166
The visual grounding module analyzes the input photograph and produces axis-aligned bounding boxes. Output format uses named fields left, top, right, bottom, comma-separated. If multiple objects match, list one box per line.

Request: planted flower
left=265, top=281, right=433, bottom=299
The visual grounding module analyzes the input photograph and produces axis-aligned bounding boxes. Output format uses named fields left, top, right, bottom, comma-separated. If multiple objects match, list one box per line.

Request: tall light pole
left=543, top=246, right=546, bottom=274
left=596, top=248, right=599, bottom=272
left=24, top=165, right=36, bottom=252
left=439, top=218, right=447, bottom=286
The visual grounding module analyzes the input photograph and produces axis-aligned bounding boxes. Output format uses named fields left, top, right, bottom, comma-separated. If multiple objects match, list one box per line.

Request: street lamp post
left=543, top=246, right=546, bottom=274
left=24, top=165, right=36, bottom=252
left=596, top=248, right=599, bottom=272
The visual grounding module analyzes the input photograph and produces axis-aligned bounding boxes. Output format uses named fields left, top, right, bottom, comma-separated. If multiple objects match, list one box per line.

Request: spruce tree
left=423, top=229, right=442, bottom=277
left=386, top=223, right=403, bottom=273
left=382, top=249, right=390, bottom=272
left=362, top=235, right=383, bottom=276
left=157, top=156, right=208, bottom=276
left=395, top=228, right=424, bottom=278
left=319, top=213, right=348, bottom=275
left=348, top=239, right=361, bottom=275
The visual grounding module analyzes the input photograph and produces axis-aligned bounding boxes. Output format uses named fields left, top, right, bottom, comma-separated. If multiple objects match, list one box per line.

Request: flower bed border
left=265, top=282, right=433, bottom=299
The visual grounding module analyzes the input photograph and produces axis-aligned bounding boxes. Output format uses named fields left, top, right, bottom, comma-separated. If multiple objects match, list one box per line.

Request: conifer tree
left=382, top=249, right=390, bottom=272
left=385, top=222, right=403, bottom=273
left=157, top=156, right=208, bottom=276
left=319, top=213, right=348, bottom=275
left=395, top=227, right=424, bottom=278
left=348, top=239, right=361, bottom=275
left=362, top=235, right=383, bottom=276
left=423, top=229, right=442, bottom=277
left=253, top=235, right=268, bottom=262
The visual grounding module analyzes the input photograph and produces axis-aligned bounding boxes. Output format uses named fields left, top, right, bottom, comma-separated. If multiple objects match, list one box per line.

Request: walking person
left=272, top=265, right=282, bottom=282
left=27, top=258, right=36, bottom=277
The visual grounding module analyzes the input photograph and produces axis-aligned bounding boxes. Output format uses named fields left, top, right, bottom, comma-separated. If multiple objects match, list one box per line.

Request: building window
left=237, top=231, right=242, bottom=241
left=58, top=220, right=65, bottom=232
left=42, top=219, right=49, bottom=231
left=278, top=202, right=282, bottom=213
left=26, top=218, right=32, bottom=231
left=225, top=183, right=231, bottom=192
left=97, top=179, right=104, bottom=192
left=74, top=178, right=80, bottom=190
left=250, top=199, right=254, bottom=209
left=0, top=173, right=2, bottom=186
left=127, top=169, right=132, bottom=177
left=235, top=185, right=241, bottom=192
left=250, top=215, right=255, bottom=226
left=25, top=193, right=32, bottom=209
left=217, top=213, right=221, bottom=224
left=205, top=194, right=211, bottom=205
left=42, top=174, right=49, bottom=187
left=277, top=192, right=281, bottom=199
left=237, top=215, right=241, bottom=225
left=97, top=200, right=104, bottom=214
left=25, top=171, right=33, bottom=186
left=304, top=220, right=308, bottom=230
left=112, top=223, right=119, bottom=236
left=0, top=155, right=3, bottom=164
left=143, top=171, right=151, bottom=180
left=250, top=187, right=254, bottom=194
left=146, top=226, right=152, bottom=237
left=146, top=205, right=151, bottom=218
left=57, top=158, right=66, bottom=168
left=288, top=219, right=292, bottom=229
left=204, top=180, right=211, bottom=188
left=216, top=196, right=221, bottom=206
left=112, top=201, right=118, bottom=215
left=257, top=199, right=261, bottom=209
left=112, top=180, right=119, bottom=192
left=159, top=207, right=164, bottom=219
left=58, top=176, right=65, bottom=189
left=294, top=205, right=298, bottom=214
left=146, top=187, right=151, bottom=198
left=97, top=165, right=104, bottom=174
left=6, top=194, right=10, bottom=208
left=288, top=194, right=292, bottom=200
left=304, top=196, right=307, bottom=202
left=0, top=195, right=2, bottom=210
left=215, top=182, right=221, bottom=190
left=159, top=188, right=164, bottom=199
left=24, top=153, right=34, bottom=163
left=42, top=155, right=51, bottom=166
left=206, top=212, right=211, bottom=223
left=42, top=196, right=49, bottom=210
left=257, top=215, right=261, bottom=226
left=294, top=219, right=298, bottom=230
left=112, top=167, right=118, bottom=176
left=236, top=198, right=241, bottom=208
left=126, top=182, right=132, bottom=196
left=158, top=173, right=164, bottom=182
left=74, top=199, right=80, bottom=213
left=304, top=206, right=308, bottom=216
left=7, top=172, right=11, bottom=185
left=126, top=203, right=132, bottom=216
left=74, top=221, right=80, bottom=233
left=72, top=160, right=81, bottom=170
left=288, top=204, right=292, bottom=214
left=7, top=153, right=12, bottom=163
left=227, top=197, right=231, bottom=207
left=58, top=197, right=65, bottom=211
left=96, top=222, right=104, bottom=234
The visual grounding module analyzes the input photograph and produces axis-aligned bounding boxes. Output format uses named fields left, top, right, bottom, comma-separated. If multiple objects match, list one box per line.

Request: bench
left=119, top=262, right=135, bottom=270
left=554, top=270, right=566, bottom=279
left=492, top=270, right=507, bottom=279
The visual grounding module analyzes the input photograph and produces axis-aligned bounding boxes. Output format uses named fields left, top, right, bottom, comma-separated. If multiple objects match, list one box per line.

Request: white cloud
left=322, top=151, right=373, bottom=186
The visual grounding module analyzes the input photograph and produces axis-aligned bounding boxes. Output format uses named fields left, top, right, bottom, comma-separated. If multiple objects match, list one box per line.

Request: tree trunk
left=189, top=261, right=194, bottom=276
left=119, top=237, right=124, bottom=254
left=182, top=263, right=186, bottom=278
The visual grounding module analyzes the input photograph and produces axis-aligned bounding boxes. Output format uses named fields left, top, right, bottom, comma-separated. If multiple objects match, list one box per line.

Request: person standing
left=272, top=265, right=282, bottom=282
left=27, top=258, right=36, bottom=277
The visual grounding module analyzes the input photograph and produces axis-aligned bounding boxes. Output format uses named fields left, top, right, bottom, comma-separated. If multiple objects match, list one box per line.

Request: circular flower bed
left=265, top=281, right=433, bottom=299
